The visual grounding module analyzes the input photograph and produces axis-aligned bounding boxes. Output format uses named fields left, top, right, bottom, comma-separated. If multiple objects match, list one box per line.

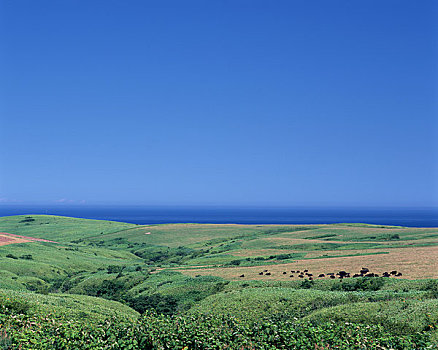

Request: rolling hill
left=0, top=215, right=437, bottom=348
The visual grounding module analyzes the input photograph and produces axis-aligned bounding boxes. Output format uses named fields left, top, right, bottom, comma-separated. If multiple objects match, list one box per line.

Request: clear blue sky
left=1, top=1, right=437, bottom=207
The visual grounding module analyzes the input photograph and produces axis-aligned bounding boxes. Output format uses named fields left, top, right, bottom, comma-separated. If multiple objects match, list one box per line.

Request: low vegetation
left=0, top=215, right=437, bottom=349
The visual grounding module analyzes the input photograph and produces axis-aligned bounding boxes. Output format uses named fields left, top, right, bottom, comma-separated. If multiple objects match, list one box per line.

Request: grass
left=189, top=287, right=353, bottom=320
left=0, top=214, right=437, bottom=348
left=0, top=241, right=142, bottom=292
left=0, top=215, right=136, bottom=242
left=304, top=298, right=438, bottom=335
left=0, top=288, right=139, bottom=321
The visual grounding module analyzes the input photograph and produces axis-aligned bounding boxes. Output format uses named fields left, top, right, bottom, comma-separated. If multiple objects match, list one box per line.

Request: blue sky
left=0, top=1, right=437, bottom=207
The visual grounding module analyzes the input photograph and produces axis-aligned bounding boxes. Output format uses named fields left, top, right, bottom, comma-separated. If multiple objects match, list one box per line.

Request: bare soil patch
left=0, top=234, right=31, bottom=246
left=0, top=232, right=58, bottom=246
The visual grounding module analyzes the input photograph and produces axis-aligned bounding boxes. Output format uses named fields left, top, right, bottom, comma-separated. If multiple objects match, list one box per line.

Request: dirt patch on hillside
left=0, top=232, right=58, bottom=246
left=0, top=234, right=31, bottom=246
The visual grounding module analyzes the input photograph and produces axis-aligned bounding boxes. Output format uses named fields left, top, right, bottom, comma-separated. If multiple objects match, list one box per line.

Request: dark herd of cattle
left=239, top=267, right=403, bottom=279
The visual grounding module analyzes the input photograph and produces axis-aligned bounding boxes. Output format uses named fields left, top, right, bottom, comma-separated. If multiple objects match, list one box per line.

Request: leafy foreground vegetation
left=0, top=215, right=437, bottom=349
left=0, top=297, right=435, bottom=349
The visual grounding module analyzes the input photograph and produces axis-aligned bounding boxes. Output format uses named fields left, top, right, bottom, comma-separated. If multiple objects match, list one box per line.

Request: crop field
left=0, top=215, right=437, bottom=349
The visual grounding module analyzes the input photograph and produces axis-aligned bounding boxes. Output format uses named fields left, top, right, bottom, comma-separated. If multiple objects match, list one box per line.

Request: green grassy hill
left=0, top=214, right=136, bottom=242
left=0, top=288, right=139, bottom=321
left=0, top=215, right=437, bottom=349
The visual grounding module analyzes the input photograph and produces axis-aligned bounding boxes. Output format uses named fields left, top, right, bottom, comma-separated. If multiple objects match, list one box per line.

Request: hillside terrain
left=0, top=215, right=437, bottom=349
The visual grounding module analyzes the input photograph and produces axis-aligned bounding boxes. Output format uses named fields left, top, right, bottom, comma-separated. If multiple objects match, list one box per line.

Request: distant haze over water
left=0, top=206, right=437, bottom=227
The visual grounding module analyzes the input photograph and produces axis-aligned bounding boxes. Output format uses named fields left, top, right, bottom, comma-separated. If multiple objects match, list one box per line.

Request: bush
left=0, top=302, right=435, bottom=349
left=19, top=254, right=33, bottom=260
left=426, top=280, right=438, bottom=298
left=331, top=277, right=385, bottom=292
left=127, top=294, right=177, bottom=315
left=25, top=280, right=49, bottom=295
left=0, top=330, right=12, bottom=349
left=0, top=295, right=30, bottom=315
left=300, top=279, right=314, bottom=289
left=85, top=279, right=126, bottom=300
left=107, top=265, right=124, bottom=274
left=19, top=217, right=35, bottom=223
left=229, top=259, right=241, bottom=266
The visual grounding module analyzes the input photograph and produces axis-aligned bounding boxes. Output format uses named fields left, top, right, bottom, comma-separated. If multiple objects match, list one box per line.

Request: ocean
left=0, top=206, right=437, bottom=227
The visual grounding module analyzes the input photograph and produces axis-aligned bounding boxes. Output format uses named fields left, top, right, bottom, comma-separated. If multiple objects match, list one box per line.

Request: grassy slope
left=0, top=216, right=144, bottom=292
left=0, top=214, right=437, bottom=343
left=0, top=214, right=136, bottom=242
left=0, top=215, right=437, bottom=286
left=88, top=224, right=310, bottom=248
left=0, top=288, right=139, bottom=320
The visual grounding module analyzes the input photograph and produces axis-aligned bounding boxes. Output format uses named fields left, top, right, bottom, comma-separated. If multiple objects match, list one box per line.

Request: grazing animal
left=304, top=269, right=308, bottom=272
left=390, top=271, right=397, bottom=275
left=309, top=277, right=313, bottom=280
left=291, top=270, right=295, bottom=273
left=298, top=275, right=304, bottom=278
left=259, top=272, right=264, bottom=275
left=264, top=270, right=268, bottom=272
left=283, top=272, right=287, bottom=275
left=330, top=275, right=335, bottom=279
left=239, top=274, right=245, bottom=277
left=396, top=272, right=403, bottom=276
left=360, top=268, right=369, bottom=274
left=289, top=275, right=294, bottom=277
left=327, top=272, right=334, bottom=276
left=318, top=274, right=325, bottom=278
left=265, top=272, right=271, bottom=276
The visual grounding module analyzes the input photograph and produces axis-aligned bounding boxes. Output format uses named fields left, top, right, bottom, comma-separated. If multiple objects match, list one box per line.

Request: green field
left=0, top=215, right=437, bottom=349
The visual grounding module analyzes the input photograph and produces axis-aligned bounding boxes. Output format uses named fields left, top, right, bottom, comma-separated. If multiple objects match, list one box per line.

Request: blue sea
left=0, top=206, right=437, bottom=227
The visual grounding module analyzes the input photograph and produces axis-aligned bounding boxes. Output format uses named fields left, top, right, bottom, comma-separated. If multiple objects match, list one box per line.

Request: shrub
left=19, top=217, right=35, bottom=223
left=0, top=295, right=30, bottom=315
left=229, top=259, right=241, bottom=266
left=0, top=330, right=12, bottom=349
left=331, top=277, right=385, bottom=292
left=425, top=280, right=438, bottom=298
left=127, top=294, right=177, bottom=315
left=19, top=254, right=33, bottom=260
left=107, top=265, right=124, bottom=274
left=300, top=279, right=314, bottom=289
